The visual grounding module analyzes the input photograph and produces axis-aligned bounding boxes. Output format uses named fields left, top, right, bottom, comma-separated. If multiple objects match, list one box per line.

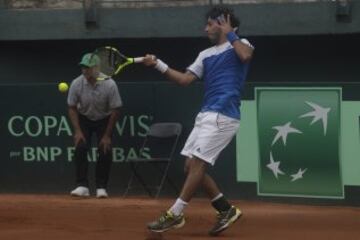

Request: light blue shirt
left=187, top=39, right=254, bottom=119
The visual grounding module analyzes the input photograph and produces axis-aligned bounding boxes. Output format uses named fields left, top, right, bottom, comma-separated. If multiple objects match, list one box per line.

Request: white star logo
left=272, top=122, right=302, bottom=146
left=290, top=168, right=307, bottom=182
left=300, top=101, right=331, bottom=135
left=266, top=152, right=285, bottom=179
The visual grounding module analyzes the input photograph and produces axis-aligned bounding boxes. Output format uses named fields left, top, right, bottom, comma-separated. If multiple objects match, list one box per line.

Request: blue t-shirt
left=187, top=39, right=254, bottom=120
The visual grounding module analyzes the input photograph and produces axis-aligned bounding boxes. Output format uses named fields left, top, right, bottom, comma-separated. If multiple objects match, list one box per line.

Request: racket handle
left=133, top=57, right=144, bottom=63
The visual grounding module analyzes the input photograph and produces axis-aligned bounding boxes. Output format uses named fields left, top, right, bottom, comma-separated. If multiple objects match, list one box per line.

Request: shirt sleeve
left=108, top=80, right=123, bottom=109
left=187, top=52, right=204, bottom=79
left=67, top=80, right=79, bottom=107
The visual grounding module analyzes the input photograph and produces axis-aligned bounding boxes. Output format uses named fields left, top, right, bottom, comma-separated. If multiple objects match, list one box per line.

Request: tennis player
left=142, top=6, right=254, bottom=236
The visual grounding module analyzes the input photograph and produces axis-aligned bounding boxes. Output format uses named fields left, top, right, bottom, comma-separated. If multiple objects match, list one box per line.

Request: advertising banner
left=256, top=88, right=343, bottom=198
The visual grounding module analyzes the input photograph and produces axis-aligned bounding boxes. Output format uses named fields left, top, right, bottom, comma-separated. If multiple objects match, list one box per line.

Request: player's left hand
left=99, top=135, right=112, bottom=154
left=217, top=14, right=234, bottom=35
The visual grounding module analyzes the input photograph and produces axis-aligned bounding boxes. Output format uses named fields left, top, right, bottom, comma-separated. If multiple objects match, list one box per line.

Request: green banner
left=256, top=87, right=343, bottom=198
left=0, top=83, right=203, bottom=192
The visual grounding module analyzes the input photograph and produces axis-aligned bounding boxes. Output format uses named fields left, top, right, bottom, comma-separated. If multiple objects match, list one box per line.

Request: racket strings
left=98, top=50, right=117, bottom=76
left=93, top=47, right=130, bottom=80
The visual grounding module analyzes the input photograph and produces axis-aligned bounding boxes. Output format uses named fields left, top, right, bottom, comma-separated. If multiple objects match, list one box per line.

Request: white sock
left=211, top=193, right=224, bottom=202
left=211, top=193, right=223, bottom=202
left=169, top=198, right=188, bottom=216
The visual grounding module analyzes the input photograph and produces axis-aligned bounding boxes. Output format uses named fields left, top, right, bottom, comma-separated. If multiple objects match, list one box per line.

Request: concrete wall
left=3, top=1, right=332, bottom=9
left=0, top=1, right=359, bottom=40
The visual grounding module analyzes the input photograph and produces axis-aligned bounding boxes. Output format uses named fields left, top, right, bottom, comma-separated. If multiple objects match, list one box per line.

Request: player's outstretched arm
left=163, top=68, right=197, bottom=86
left=143, top=54, right=197, bottom=86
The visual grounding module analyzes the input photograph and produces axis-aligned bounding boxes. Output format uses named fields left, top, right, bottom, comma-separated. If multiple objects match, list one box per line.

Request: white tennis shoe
left=70, top=186, right=90, bottom=197
left=96, top=188, right=108, bottom=198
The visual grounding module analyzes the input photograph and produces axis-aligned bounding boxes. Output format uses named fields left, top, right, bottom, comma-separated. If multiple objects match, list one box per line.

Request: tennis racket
left=92, top=46, right=144, bottom=81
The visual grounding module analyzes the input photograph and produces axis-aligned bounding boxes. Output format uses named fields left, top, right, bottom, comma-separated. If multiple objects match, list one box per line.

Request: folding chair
left=123, top=122, right=182, bottom=198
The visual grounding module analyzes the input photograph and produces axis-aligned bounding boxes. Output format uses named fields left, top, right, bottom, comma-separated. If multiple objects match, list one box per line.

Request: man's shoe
left=96, top=188, right=109, bottom=198
left=208, top=206, right=242, bottom=236
left=70, top=186, right=90, bottom=197
left=147, top=211, right=185, bottom=233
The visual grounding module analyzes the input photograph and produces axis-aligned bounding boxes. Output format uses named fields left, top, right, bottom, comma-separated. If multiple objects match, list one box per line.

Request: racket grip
left=133, top=57, right=144, bottom=63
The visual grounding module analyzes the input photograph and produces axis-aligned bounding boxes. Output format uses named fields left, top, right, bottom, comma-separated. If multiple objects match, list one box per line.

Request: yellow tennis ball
left=58, top=82, right=69, bottom=93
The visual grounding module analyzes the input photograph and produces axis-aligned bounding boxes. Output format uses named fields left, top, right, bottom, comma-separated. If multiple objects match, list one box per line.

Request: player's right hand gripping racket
left=93, top=46, right=144, bottom=81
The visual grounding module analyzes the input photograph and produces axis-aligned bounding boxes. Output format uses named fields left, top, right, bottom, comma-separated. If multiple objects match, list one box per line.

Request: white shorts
left=181, top=111, right=240, bottom=165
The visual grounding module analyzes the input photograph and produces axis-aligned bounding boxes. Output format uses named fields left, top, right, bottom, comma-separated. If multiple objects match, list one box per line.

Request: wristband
left=154, top=59, right=169, bottom=74
left=226, top=32, right=240, bottom=44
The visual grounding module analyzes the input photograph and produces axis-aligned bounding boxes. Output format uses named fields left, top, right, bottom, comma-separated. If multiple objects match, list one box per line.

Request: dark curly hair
left=206, top=5, right=240, bottom=30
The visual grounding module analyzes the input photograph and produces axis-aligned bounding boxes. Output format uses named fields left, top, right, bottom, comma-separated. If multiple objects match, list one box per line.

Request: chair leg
left=130, top=162, right=153, bottom=197
left=154, top=163, right=177, bottom=198
left=153, top=163, right=179, bottom=195
left=125, top=161, right=178, bottom=198
left=165, top=176, right=179, bottom=195
left=123, top=163, right=136, bottom=197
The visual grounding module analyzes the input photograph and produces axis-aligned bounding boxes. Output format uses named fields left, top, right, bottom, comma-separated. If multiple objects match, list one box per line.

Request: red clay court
left=0, top=194, right=359, bottom=240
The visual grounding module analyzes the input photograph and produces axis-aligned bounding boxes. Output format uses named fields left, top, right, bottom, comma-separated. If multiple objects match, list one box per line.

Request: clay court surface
left=0, top=194, right=359, bottom=240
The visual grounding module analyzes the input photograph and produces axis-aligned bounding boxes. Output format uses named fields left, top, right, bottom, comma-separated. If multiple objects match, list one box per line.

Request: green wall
left=1, top=33, right=360, bottom=203
left=1, top=34, right=360, bottom=85
left=1, top=82, right=360, bottom=204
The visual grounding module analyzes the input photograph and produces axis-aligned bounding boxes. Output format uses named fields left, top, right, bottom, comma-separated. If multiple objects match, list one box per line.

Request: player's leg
left=204, top=173, right=242, bottom=236
left=95, top=116, right=112, bottom=198
left=201, top=173, right=221, bottom=198
left=147, top=156, right=207, bottom=232
left=71, top=115, right=91, bottom=197
left=147, top=112, right=216, bottom=232
left=202, top=173, right=232, bottom=212
left=179, top=156, right=208, bottom=202
left=201, top=113, right=242, bottom=236
left=147, top=112, right=241, bottom=234
left=147, top=114, right=203, bottom=232
left=184, top=159, right=220, bottom=199
left=180, top=112, right=242, bottom=235
left=184, top=158, right=240, bottom=235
